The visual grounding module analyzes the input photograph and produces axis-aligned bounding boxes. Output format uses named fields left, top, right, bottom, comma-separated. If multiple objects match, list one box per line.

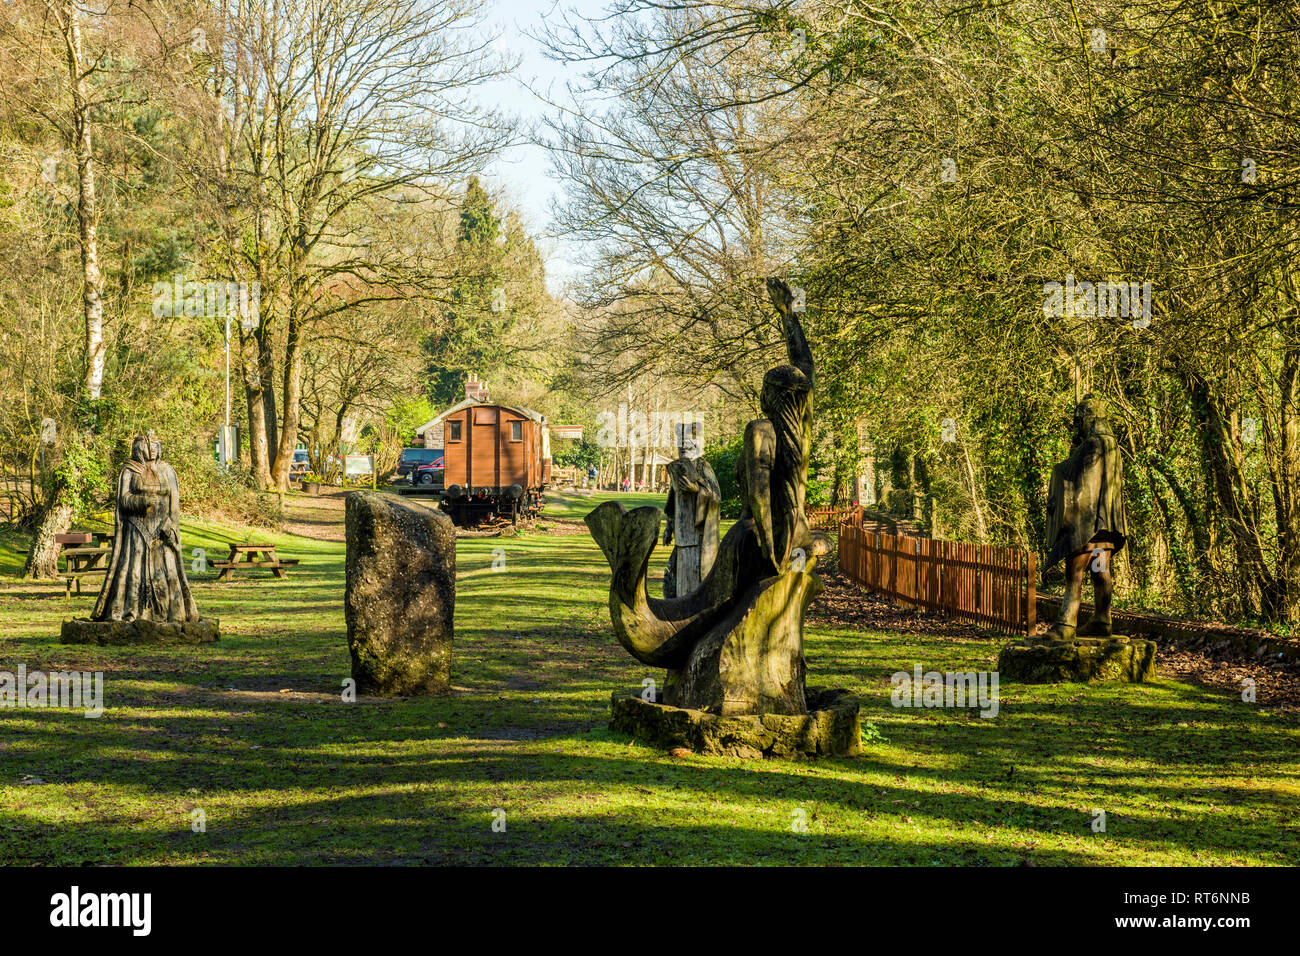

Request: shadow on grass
left=3, top=662, right=1296, bottom=866
left=2, top=521, right=1298, bottom=866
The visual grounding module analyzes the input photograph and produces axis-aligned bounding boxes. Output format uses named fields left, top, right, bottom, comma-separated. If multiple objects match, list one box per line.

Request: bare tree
left=171, top=0, right=515, bottom=488
left=539, top=0, right=809, bottom=407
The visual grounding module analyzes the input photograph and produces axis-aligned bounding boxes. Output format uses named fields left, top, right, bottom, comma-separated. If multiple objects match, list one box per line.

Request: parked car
left=412, top=456, right=445, bottom=486
left=396, top=447, right=443, bottom=482
left=289, top=449, right=309, bottom=481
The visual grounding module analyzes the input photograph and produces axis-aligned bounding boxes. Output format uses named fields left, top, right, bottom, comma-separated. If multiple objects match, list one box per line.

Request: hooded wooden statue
left=92, top=434, right=200, bottom=624
left=1043, top=397, right=1127, bottom=639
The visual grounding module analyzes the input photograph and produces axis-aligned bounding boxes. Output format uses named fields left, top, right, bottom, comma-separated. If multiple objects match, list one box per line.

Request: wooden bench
left=24, top=531, right=94, bottom=558
left=62, top=545, right=109, bottom=565
left=19, top=530, right=113, bottom=557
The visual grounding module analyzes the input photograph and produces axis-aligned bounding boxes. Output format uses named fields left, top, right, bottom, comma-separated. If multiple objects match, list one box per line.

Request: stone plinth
left=345, top=492, right=455, bottom=697
left=998, top=634, right=1156, bottom=683
left=610, top=687, right=861, bottom=759
left=61, top=618, right=220, bottom=646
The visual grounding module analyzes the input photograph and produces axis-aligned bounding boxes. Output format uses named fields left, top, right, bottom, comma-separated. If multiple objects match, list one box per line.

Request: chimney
left=465, top=374, right=489, bottom=403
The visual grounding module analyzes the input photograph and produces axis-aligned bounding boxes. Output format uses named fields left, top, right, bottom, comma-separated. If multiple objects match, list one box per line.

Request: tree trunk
left=1262, top=317, right=1300, bottom=623
left=245, top=109, right=275, bottom=488
left=1186, top=372, right=1275, bottom=619
left=260, top=329, right=279, bottom=458
left=270, top=310, right=306, bottom=490
left=60, top=1, right=106, bottom=402
left=643, top=399, right=653, bottom=490
left=1148, top=453, right=1216, bottom=586
left=24, top=483, right=76, bottom=579
left=28, top=2, right=106, bottom=575
left=243, top=340, right=274, bottom=488
left=959, top=443, right=987, bottom=542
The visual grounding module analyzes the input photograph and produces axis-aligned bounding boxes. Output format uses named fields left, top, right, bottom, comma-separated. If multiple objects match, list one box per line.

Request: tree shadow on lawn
left=1, top=796, right=1106, bottom=867
left=4, top=536, right=1298, bottom=865
left=4, top=669, right=1296, bottom=865
left=2, top=738, right=1286, bottom=865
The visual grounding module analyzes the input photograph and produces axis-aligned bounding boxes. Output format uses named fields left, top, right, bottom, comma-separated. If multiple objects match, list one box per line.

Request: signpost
left=345, top=454, right=376, bottom=490
left=216, top=424, right=239, bottom=464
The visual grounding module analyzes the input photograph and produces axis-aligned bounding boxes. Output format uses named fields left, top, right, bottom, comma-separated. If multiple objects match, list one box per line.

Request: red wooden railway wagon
left=438, top=402, right=552, bottom=526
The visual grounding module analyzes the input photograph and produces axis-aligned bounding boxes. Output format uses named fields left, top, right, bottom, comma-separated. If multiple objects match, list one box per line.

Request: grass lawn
left=1, top=490, right=1297, bottom=865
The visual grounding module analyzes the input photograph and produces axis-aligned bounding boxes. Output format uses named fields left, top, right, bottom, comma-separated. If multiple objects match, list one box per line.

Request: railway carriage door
left=446, top=414, right=466, bottom=486
left=507, top=416, right=527, bottom=487
left=541, top=425, right=552, bottom=486
left=471, top=406, right=497, bottom=491
left=493, top=406, right=501, bottom=490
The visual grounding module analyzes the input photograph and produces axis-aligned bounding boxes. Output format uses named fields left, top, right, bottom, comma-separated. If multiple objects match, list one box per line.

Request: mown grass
left=0, top=491, right=1297, bottom=865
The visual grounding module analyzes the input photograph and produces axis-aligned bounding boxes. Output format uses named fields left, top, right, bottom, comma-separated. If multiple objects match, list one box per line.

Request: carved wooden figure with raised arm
left=586, top=278, right=844, bottom=727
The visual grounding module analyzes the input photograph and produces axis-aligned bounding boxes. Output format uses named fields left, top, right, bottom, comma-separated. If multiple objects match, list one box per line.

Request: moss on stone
left=60, top=617, right=220, bottom=646
left=610, top=687, right=862, bottom=759
left=998, top=635, right=1156, bottom=683
left=344, top=492, right=455, bottom=697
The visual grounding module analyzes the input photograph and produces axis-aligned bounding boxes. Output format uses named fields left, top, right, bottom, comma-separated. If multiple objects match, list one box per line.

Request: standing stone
left=345, top=492, right=455, bottom=696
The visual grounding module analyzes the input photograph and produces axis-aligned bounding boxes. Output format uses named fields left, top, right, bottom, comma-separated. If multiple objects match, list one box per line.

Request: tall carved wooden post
left=662, top=425, right=720, bottom=599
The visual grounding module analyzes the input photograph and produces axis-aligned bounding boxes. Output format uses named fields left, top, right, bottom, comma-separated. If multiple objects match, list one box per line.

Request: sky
left=471, top=0, right=618, bottom=292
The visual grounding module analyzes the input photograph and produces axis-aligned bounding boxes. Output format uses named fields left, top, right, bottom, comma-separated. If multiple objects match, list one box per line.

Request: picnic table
left=59, top=533, right=113, bottom=596
left=211, top=542, right=299, bottom=582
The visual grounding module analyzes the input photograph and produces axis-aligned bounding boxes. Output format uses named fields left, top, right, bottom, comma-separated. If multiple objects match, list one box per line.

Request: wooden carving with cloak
left=93, top=434, right=200, bottom=624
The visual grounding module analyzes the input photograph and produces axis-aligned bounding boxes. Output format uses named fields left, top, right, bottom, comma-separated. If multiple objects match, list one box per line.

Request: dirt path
left=281, top=490, right=349, bottom=541
left=280, top=489, right=585, bottom=541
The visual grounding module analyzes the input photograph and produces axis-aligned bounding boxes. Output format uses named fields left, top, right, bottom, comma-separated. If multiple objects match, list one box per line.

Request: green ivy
left=51, top=431, right=112, bottom=521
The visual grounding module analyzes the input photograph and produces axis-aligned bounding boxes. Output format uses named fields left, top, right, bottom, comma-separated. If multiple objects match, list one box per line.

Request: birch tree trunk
left=60, top=0, right=106, bottom=401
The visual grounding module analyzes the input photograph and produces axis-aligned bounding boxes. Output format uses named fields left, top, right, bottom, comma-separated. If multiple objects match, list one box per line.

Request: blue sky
left=472, top=0, right=617, bottom=292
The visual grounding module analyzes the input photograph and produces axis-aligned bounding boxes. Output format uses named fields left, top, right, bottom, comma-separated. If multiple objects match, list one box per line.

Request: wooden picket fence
left=837, top=524, right=1036, bottom=635
left=808, top=505, right=861, bottom=531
